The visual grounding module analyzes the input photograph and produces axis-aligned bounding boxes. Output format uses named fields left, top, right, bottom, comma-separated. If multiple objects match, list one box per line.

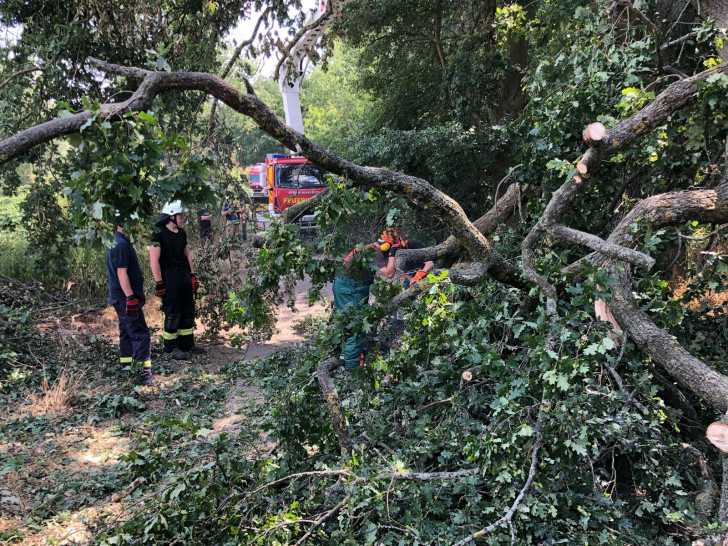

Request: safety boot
left=171, top=348, right=190, bottom=360
left=137, top=368, right=155, bottom=386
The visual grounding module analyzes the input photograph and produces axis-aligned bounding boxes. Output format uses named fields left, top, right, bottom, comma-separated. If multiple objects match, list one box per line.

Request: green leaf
left=519, top=424, right=534, bottom=437
left=545, top=159, right=569, bottom=170
left=169, top=482, right=185, bottom=500
left=92, top=201, right=105, bottom=219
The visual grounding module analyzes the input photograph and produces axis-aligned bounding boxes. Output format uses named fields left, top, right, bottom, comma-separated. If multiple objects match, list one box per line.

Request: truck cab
left=266, top=154, right=326, bottom=228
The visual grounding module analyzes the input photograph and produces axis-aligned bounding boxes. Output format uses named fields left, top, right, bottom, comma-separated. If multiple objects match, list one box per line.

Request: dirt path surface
left=210, top=277, right=332, bottom=439
left=243, top=277, right=332, bottom=361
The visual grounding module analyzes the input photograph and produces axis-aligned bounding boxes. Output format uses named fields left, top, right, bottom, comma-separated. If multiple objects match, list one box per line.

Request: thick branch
left=0, top=58, right=499, bottom=268
left=0, top=111, right=94, bottom=162
left=550, top=224, right=655, bottom=270
left=282, top=188, right=330, bottom=223
left=317, top=356, right=353, bottom=455
left=660, top=32, right=697, bottom=52
left=522, top=62, right=728, bottom=317
left=608, top=185, right=728, bottom=243
left=395, top=182, right=525, bottom=271
left=561, top=178, right=728, bottom=414
left=608, top=265, right=728, bottom=414
left=377, top=468, right=479, bottom=481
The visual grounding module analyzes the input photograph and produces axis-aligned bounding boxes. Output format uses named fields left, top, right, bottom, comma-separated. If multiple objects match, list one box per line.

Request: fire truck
left=265, top=154, right=326, bottom=229
left=252, top=0, right=345, bottom=230
left=248, top=163, right=268, bottom=208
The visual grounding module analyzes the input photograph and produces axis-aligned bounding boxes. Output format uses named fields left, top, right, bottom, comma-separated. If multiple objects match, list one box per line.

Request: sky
left=225, top=0, right=320, bottom=77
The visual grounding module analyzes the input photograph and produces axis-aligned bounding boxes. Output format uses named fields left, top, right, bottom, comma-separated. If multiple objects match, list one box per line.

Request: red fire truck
left=248, top=163, right=268, bottom=207
left=265, top=154, right=326, bottom=223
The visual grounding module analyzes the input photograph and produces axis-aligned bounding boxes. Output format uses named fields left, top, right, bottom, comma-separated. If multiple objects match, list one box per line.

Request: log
left=582, top=122, right=606, bottom=146
left=707, top=423, right=728, bottom=454
left=462, top=368, right=477, bottom=381
left=576, top=162, right=589, bottom=175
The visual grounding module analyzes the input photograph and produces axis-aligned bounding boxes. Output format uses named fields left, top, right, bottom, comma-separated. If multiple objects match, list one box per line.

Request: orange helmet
left=378, top=228, right=401, bottom=252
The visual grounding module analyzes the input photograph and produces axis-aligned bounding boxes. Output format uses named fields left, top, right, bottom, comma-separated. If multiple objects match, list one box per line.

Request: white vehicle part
left=278, top=0, right=349, bottom=135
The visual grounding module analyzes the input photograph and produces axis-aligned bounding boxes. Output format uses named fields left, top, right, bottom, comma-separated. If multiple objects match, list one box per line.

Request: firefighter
left=149, top=201, right=206, bottom=360
left=221, top=199, right=246, bottom=241
left=197, top=205, right=213, bottom=247
left=107, top=220, right=153, bottom=386
left=370, top=228, right=435, bottom=287
left=333, top=247, right=375, bottom=372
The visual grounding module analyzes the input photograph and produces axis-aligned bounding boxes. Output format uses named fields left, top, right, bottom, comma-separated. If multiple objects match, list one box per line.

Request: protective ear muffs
left=380, top=242, right=391, bottom=252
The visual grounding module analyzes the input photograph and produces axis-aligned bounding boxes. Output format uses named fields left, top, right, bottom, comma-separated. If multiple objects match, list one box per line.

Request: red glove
left=125, top=295, right=140, bottom=316
left=155, top=281, right=166, bottom=297
left=190, top=273, right=199, bottom=292
left=411, top=269, right=427, bottom=282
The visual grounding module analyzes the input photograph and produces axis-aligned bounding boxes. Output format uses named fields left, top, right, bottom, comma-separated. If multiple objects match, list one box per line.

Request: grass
left=0, top=232, right=36, bottom=282
left=27, top=365, right=89, bottom=417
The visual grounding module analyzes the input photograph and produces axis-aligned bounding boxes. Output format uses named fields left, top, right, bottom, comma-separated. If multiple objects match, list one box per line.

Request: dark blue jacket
left=107, top=231, right=144, bottom=303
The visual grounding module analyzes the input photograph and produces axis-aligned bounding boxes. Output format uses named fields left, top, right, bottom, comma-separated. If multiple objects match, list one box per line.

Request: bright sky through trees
left=226, top=0, right=319, bottom=76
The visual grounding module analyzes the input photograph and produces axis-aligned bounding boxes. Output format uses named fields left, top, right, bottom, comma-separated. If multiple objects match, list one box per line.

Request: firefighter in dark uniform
left=333, top=247, right=375, bottom=372
left=107, top=221, right=154, bottom=386
left=197, top=206, right=213, bottom=247
left=149, top=201, right=206, bottom=360
left=371, top=228, right=435, bottom=288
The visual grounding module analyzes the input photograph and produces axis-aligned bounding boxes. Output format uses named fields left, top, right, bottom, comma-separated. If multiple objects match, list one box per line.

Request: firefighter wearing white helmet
left=163, top=200, right=187, bottom=215
left=148, top=201, right=206, bottom=360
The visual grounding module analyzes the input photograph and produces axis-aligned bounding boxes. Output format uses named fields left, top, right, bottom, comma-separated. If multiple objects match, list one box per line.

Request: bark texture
left=609, top=265, right=728, bottom=414
left=317, top=357, right=353, bottom=455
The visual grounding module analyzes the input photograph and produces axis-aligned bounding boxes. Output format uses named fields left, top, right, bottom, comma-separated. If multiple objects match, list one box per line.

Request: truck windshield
left=249, top=173, right=260, bottom=183
left=275, top=163, right=326, bottom=189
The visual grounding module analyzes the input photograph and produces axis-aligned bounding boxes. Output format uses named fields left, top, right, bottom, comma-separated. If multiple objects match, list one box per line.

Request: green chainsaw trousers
left=333, top=275, right=371, bottom=371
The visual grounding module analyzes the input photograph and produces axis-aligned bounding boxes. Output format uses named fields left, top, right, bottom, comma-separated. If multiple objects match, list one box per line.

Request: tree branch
left=293, top=496, right=350, bottom=545
left=452, top=408, right=545, bottom=546
left=549, top=224, right=655, bottom=270
left=609, top=264, right=728, bottom=414
left=317, top=356, right=353, bottom=455
left=521, top=61, right=728, bottom=319
left=394, top=182, right=527, bottom=288
left=282, top=188, right=330, bottom=223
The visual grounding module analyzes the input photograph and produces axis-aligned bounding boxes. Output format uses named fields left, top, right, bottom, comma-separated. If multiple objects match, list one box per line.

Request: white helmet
left=161, top=200, right=188, bottom=216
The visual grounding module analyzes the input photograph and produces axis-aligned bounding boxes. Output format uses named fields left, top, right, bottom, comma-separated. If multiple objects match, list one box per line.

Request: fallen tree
left=1, top=38, right=728, bottom=544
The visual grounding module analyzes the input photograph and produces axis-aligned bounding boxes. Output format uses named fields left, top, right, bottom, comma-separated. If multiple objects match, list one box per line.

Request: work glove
left=190, top=273, right=199, bottom=292
left=411, top=269, right=428, bottom=283
left=155, top=280, right=166, bottom=298
left=125, top=295, right=140, bottom=316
